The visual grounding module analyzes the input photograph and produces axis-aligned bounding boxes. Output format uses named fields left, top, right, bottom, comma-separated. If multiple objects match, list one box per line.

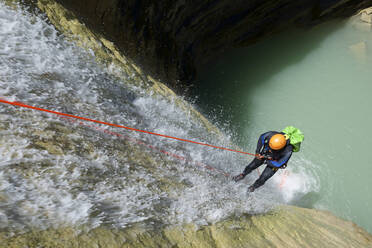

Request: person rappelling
left=0, top=100, right=305, bottom=189
left=232, top=126, right=304, bottom=192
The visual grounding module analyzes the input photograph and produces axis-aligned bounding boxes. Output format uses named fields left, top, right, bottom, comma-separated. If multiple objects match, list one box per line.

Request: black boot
left=248, top=185, right=255, bottom=192
left=232, top=173, right=245, bottom=182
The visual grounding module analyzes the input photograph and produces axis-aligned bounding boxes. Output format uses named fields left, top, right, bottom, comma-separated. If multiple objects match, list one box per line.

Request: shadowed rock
left=40, top=0, right=372, bottom=89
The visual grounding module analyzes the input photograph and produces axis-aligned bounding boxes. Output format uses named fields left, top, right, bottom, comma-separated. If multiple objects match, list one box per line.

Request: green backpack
left=282, top=126, right=304, bottom=152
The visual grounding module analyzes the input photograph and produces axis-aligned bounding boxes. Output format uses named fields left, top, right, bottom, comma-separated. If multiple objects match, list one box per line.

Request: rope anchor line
left=59, top=115, right=231, bottom=177
left=0, top=98, right=289, bottom=187
left=0, top=98, right=258, bottom=157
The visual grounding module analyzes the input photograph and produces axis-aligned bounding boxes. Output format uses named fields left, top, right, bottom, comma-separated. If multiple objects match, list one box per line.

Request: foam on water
left=0, top=1, right=315, bottom=232
left=271, top=157, right=320, bottom=203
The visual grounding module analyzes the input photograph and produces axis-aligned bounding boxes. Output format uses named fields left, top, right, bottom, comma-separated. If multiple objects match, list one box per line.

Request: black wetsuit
left=242, top=131, right=293, bottom=190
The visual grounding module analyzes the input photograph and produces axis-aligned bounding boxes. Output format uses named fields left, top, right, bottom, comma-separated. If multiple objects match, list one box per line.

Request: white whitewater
left=0, top=2, right=310, bottom=232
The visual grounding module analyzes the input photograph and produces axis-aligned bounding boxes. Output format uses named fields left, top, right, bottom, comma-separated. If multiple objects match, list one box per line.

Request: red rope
left=60, top=116, right=231, bottom=177
left=279, top=170, right=289, bottom=188
left=0, top=99, right=258, bottom=157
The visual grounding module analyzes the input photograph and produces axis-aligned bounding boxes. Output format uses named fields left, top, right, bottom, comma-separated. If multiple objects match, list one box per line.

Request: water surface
left=195, top=18, right=372, bottom=233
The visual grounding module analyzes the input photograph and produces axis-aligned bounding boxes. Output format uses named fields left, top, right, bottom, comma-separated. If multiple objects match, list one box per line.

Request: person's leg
left=243, top=158, right=264, bottom=175
left=249, top=166, right=278, bottom=191
left=233, top=158, right=264, bottom=181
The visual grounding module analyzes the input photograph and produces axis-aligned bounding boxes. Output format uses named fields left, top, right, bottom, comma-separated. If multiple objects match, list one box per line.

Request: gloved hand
left=256, top=154, right=265, bottom=160
left=257, top=154, right=272, bottom=160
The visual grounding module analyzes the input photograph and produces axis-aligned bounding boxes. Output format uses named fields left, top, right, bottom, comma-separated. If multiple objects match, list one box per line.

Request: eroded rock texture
left=2, top=206, right=372, bottom=248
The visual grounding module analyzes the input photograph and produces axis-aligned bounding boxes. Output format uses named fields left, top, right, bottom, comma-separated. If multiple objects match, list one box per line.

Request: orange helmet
left=269, top=134, right=287, bottom=150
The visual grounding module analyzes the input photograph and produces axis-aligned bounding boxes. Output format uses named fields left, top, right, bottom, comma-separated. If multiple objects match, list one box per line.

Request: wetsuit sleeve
left=255, top=132, right=273, bottom=154
left=267, top=145, right=293, bottom=168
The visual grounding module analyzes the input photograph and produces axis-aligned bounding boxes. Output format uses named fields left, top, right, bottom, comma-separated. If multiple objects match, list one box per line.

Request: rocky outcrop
left=360, top=7, right=372, bottom=23
left=30, top=0, right=224, bottom=138
left=1, top=206, right=372, bottom=248
left=348, top=8, right=372, bottom=61
left=37, top=0, right=372, bottom=89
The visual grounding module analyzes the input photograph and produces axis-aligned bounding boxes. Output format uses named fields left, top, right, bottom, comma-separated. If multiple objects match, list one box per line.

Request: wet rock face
left=2, top=206, right=372, bottom=248
left=53, top=0, right=371, bottom=88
